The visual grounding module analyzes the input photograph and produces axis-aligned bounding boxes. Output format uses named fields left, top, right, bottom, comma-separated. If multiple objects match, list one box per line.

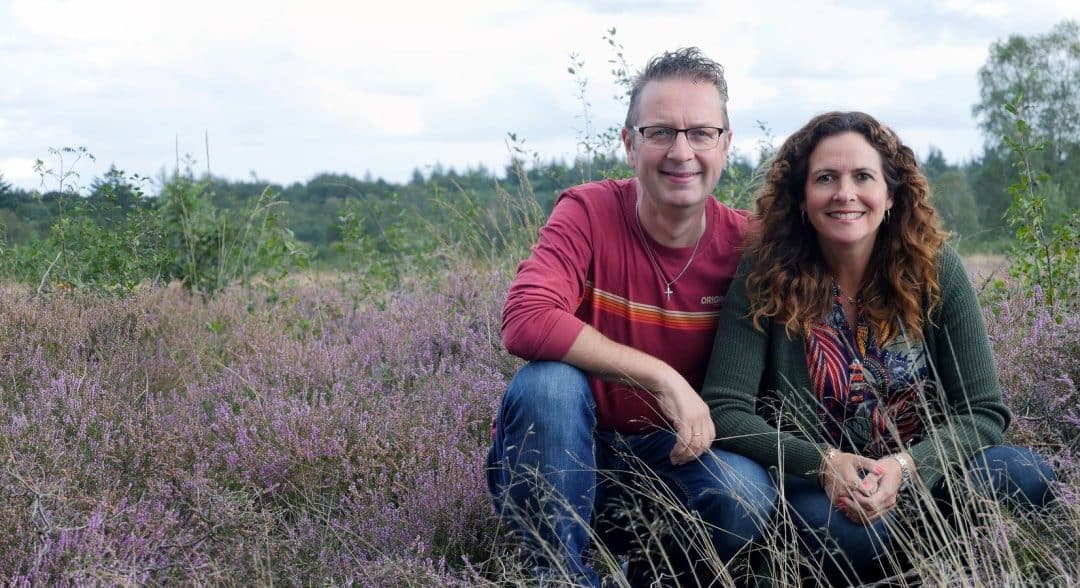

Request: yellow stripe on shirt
left=584, top=285, right=720, bottom=330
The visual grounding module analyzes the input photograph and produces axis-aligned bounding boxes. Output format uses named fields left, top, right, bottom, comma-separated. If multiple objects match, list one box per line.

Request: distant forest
left=2, top=138, right=1073, bottom=268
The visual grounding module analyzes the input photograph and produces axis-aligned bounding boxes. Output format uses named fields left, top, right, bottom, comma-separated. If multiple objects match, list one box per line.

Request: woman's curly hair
left=745, top=111, right=948, bottom=340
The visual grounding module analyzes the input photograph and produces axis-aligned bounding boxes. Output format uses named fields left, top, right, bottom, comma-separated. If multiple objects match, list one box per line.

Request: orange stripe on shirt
left=585, top=285, right=720, bottom=330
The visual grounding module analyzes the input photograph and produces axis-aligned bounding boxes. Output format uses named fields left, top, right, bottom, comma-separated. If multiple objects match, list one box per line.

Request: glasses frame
left=635, top=126, right=727, bottom=151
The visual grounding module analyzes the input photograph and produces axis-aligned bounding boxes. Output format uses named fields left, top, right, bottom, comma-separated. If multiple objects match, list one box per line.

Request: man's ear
left=622, top=126, right=636, bottom=167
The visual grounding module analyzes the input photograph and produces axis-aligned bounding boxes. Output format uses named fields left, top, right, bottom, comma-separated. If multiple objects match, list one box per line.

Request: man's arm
left=502, top=193, right=592, bottom=360
left=564, top=325, right=715, bottom=465
left=502, top=189, right=712, bottom=464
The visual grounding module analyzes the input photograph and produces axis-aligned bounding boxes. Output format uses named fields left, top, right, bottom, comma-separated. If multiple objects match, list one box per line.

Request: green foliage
left=921, top=147, right=951, bottom=181
left=920, top=147, right=987, bottom=245
left=434, top=161, right=547, bottom=269
left=933, top=170, right=981, bottom=240
left=33, top=146, right=95, bottom=195
left=714, top=121, right=775, bottom=210
left=156, top=169, right=311, bottom=294
left=0, top=148, right=162, bottom=295
left=1002, top=99, right=1080, bottom=306
left=975, top=20, right=1080, bottom=164
left=565, top=28, right=633, bottom=184
left=0, top=148, right=613, bottom=299
left=0, top=148, right=311, bottom=297
left=330, top=156, right=548, bottom=304
left=331, top=191, right=439, bottom=300
left=973, top=20, right=1080, bottom=233
left=39, top=200, right=163, bottom=295
left=712, top=152, right=758, bottom=210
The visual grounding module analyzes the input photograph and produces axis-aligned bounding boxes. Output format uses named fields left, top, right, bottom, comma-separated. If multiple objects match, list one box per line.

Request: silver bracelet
left=889, top=453, right=912, bottom=492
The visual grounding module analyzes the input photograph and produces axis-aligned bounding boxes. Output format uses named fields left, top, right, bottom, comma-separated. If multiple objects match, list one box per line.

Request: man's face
left=622, top=77, right=731, bottom=212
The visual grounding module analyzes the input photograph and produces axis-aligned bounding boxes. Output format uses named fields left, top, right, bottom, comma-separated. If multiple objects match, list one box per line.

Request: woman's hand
left=841, top=452, right=918, bottom=524
left=821, top=450, right=881, bottom=513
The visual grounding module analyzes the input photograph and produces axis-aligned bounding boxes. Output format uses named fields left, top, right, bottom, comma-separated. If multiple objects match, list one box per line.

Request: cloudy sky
left=1, top=0, right=1077, bottom=192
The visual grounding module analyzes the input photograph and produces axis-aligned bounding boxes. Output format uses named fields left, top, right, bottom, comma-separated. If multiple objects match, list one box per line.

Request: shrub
left=155, top=172, right=311, bottom=294
left=986, top=286, right=1080, bottom=469
left=1001, top=100, right=1080, bottom=307
left=1, top=259, right=1077, bottom=584
left=0, top=262, right=509, bottom=583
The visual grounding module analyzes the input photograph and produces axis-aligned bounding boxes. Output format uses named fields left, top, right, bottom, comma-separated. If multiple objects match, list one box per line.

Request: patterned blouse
left=805, top=282, right=930, bottom=458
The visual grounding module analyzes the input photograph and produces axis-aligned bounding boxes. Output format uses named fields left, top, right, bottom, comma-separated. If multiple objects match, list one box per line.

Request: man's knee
left=502, top=361, right=594, bottom=427
left=694, top=450, right=777, bottom=542
left=493, top=361, right=598, bottom=475
left=711, top=450, right=777, bottom=516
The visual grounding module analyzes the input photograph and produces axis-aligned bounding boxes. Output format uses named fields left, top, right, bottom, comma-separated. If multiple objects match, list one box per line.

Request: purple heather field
left=0, top=262, right=1076, bottom=585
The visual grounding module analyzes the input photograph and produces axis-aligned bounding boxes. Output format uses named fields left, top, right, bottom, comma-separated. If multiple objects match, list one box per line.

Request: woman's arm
left=701, top=258, right=827, bottom=480
left=905, top=246, right=1011, bottom=490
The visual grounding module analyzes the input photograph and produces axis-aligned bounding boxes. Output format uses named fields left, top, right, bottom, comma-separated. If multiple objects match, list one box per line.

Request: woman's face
left=801, top=131, right=893, bottom=261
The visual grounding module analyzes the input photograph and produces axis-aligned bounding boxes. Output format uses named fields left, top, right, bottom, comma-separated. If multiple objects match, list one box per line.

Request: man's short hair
left=624, top=47, right=729, bottom=130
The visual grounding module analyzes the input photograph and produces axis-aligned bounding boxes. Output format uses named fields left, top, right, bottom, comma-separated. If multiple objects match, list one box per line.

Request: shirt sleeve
left=501, top=191, right=592, bottom=360
left=906, top=246, right=1011, bottom=489
left=702, top=256, right=827, bottom=480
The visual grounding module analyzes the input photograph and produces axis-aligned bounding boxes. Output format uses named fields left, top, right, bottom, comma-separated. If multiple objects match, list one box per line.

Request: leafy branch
left=1003, top=96, right=1080, bottom=306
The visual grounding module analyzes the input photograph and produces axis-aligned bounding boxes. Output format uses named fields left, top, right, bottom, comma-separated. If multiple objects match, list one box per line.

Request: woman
left=701, top=111, right=1055, bottom=584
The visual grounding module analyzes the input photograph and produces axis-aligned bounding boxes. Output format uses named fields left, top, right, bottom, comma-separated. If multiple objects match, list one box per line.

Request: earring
left=885, top=209, right=892, bottom=223
left=801, top=210, right=807, bottom=225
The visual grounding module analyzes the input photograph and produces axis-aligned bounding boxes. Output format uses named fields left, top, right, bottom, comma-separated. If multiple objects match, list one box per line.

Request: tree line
left=0, top=20, right=1075, bottom=292
left=0, top=138, right=1068, bottom=263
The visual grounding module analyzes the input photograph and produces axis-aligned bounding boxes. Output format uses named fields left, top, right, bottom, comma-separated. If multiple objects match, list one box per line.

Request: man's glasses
left=636, top=126, right=726, bottom=151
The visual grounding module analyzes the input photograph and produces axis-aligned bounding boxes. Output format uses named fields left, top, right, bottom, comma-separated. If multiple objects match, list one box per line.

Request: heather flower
left=0, top=263, right=1075, bottom=584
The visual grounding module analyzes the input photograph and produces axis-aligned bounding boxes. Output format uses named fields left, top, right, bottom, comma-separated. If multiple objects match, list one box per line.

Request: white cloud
left=942, top=0, right=1012, bottom=19
left=305, top=78, right=426, bottom=136
left=0, top=0, right=1076, bottom=189
left=0, top=158, right=39, bottom=184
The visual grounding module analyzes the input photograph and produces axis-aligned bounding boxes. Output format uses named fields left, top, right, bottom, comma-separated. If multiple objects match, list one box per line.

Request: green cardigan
left=702, top=246, right=1010, bottom=490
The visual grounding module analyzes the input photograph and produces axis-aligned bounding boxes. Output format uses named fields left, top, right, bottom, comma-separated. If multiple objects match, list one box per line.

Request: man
left=486, top=47, right=776, bottom=587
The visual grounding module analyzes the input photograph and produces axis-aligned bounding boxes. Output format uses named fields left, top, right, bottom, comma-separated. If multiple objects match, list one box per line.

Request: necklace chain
left=634, top=203, right=705, bottom=300
left=832, top=279, right=862, bottom=305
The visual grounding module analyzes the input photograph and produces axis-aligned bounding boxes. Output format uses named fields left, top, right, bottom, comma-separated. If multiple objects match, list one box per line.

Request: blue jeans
left=485, top=361, right=777, bottom=587
left=784, top=444, right=1056, bottom=584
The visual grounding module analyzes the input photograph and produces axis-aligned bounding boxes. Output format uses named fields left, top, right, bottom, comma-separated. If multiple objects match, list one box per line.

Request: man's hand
left=654, top=373, right=715, bottom=465
left=561, top=326, right=715, bottom=465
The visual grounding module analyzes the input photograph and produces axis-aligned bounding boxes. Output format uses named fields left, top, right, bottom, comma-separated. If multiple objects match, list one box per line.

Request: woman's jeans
left=784, top=444, right=1056, bottom=584
left=486, top=361, right=777, bottom=587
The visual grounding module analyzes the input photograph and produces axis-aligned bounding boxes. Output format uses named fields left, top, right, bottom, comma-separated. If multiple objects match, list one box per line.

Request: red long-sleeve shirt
left=502, top=178, right=749, bottom=432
